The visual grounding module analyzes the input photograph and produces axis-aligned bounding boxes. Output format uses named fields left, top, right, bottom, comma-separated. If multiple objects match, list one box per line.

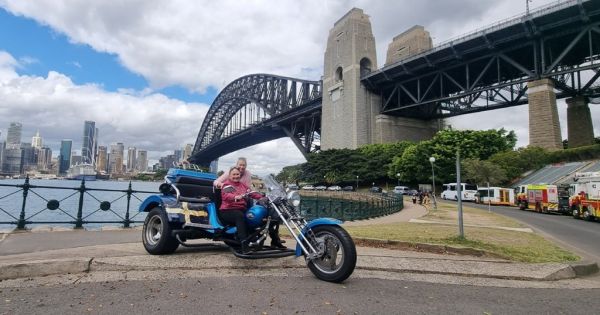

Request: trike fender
left=139, top=195, right=175, bottom=212
left=295, top=218, right=343, bottom=256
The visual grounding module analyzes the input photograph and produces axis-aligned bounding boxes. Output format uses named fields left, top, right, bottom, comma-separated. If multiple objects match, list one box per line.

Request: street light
left=429, top=156, right=438, bottom=210
left=396, top=173, right=401, bottom=186
left=356, top=175, right=359, bottom=191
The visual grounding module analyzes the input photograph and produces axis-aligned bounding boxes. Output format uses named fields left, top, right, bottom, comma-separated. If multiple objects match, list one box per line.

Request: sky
left=0, top=0, right=598, bottom=176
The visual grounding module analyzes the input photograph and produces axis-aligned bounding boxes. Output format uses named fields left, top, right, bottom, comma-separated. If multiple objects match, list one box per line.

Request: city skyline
left=1, top=121, right=186, bottom=169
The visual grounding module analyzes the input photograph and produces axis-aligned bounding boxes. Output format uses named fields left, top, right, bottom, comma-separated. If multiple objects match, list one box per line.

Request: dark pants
left=219, top=209, right=247, bottom=241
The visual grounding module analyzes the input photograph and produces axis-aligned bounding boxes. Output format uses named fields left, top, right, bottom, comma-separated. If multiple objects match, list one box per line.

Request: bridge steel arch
left=189, top=74, right=322, bottom=166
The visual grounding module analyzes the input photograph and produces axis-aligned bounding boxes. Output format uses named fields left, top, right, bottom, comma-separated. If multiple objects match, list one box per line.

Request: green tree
left=461, top=158, right=507, bottom=186
left=488, top=146, right=549, bottom=183
left=389, top=129, right=516, bottom=184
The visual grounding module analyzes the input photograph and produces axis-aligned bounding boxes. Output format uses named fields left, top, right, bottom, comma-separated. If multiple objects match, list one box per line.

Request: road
left=442, top=200, right=600, bottom=261
left=1, top=271, right=599, bottom=314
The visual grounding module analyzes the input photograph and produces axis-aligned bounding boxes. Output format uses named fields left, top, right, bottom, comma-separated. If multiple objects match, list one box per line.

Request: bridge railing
left=0, top=177, right=155, bottom=230
left=299, top=192, right=404, bottom=221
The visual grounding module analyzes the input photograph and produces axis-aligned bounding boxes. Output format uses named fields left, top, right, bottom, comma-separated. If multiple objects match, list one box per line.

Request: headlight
left=287, top=191, right=301, bottom=207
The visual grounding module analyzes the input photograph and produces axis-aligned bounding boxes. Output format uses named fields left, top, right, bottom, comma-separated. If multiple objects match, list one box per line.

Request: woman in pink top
left=220, top=166, right=262, bottom=252
left=214, top=157, right=252, bottom=188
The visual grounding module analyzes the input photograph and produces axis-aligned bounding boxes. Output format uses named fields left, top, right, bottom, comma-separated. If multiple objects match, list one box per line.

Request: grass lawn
left=293, top=199, right=578, bottom=263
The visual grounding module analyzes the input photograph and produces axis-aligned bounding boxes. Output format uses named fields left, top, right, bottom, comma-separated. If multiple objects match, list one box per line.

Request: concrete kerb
left=0, top=258, right=93, bottom=281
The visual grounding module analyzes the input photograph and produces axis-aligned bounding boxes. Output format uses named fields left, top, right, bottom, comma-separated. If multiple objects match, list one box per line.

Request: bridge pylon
left=321, top=8, right=440, bottom=150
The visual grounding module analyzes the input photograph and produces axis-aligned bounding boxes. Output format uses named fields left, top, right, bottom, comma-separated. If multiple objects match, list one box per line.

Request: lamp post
left=396, top=173, right=401, bottom=186
left=356, top=175, right=359, bottom=191
left=429, top=156, right=438, bottom=210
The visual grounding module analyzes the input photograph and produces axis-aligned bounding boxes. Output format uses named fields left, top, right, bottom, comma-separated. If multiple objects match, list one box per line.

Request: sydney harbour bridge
left=190, top=0, right=600, bottom=167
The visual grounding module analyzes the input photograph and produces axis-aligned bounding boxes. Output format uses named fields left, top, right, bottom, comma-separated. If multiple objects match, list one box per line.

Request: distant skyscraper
left=37, top=147, right=52, bottom=171
left=20, top=143, right=37, bottom=172
left=174, top=149, right=182, bottom=163
left=58, top=140, right=72, bottom=175
left=109, top=143, right=124, bottom=174
left=31, top=130, right=42, bottom=149
left=2, top=122, right=23, bottom=174
left=6, top=122, right=22, bottom=149
left=82, top=121, right=96, bottom=165
left=182, top=144, right=193, bottom=161
left=137, top=150, right=148, bottom=172
left=127, top=147, right=137, bottom=172
left=96, top=146, right=108, bottom=173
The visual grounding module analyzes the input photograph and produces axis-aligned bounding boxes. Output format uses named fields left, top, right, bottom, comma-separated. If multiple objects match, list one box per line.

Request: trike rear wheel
left=143, top=208, right=179, bottom=255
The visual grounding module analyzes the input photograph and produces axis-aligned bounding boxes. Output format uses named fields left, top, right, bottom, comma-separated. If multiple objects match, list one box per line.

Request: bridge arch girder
left=191, top=74, right=322, bottom=164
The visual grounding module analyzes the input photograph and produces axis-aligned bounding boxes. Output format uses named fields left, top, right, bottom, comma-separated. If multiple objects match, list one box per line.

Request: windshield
left=262, top=175, right=287, bottom=199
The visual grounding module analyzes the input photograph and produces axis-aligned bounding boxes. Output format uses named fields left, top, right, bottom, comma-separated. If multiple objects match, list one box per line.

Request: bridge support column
left=375, top=115, right=441, bottom=143
left=566, top=96, right=595, bottom=148
left=527, top=79, right=562, bottom=150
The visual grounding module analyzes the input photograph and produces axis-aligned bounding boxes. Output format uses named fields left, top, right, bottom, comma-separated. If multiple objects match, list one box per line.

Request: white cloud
left=1, top=0, right=597, bottom=176
left=0, top=51, right=209, bottom=164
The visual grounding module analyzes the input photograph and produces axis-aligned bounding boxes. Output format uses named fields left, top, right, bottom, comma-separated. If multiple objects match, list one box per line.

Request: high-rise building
left=2, top=123, right=23, bottom=174
left=6, top=122, right=22, bottom=149
left=71, top=154, right=82, bottom=166
left=159, top=154, right=177, bottom=169
left=127, top=147, right=137, bottom=172
left=182, top=144, right=193, bottom=161
left=174, top=149, right=182, bottom=163
left=37, top=147, right=52, bottom=171
left=137, top=150, right=148, bottom=172
left=58, top=140, right=72, bottom=175
left=21, top=143, right=37, bottom=172
left=109, top=143, right=124, bottom=174
left=96, top=146, right=108, bottom=173
left=31, top=130, right=42, bottom=149
left=82, top=121, right=96, bottom=165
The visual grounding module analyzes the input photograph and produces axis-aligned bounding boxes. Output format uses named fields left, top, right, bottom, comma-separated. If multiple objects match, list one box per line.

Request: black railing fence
left=300, top=192, right=404, bottom=221
left=0, top=177, right=156, bottom=229
left=0, top=178, right=404, bottom=229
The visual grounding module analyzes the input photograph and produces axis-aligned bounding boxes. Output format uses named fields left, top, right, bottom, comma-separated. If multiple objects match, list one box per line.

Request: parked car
left=369, top=186, right=383, bottom=193
left=287, top=184, right=299, bottom=190
left=302, top=185, right=315, bottom=190
left=327, top=185, right=342, bottom=191
left=342, top=186, right=355, bottom=191
left=408, top=189, right=419, bottom=196
left=392, top=186, right=410, bottom=195
left=315, top=185, right=327, bottom=191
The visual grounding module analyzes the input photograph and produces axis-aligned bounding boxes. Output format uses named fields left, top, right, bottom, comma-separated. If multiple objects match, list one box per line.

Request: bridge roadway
left=363, top=0, right=600, bottom=118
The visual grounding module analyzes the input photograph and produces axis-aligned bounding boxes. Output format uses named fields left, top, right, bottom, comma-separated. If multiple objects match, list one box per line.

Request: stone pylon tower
left=321, top=9, right=440, bottom=150
left=321, top=8, right=380, bottom=150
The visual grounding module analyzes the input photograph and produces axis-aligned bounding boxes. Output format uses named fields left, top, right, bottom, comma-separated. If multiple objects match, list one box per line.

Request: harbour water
left=0, top=178, right=160, bottom=229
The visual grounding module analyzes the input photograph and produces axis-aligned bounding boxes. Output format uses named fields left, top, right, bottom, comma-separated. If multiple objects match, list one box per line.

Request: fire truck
left=515, top=184, right=559, bottom=213
left=569, top=172, right=600, bottom=221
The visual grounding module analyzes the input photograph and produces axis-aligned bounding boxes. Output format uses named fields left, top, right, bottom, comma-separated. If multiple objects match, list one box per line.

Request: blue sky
left=0, top=9, right=216, bottom=104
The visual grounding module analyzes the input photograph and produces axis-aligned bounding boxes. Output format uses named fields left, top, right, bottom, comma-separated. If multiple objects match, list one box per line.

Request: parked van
left=441, top=183, right=478, bottom=201
left=393, top=186, right=410, bottom=195
left=476, top=187, right=515, bottom=206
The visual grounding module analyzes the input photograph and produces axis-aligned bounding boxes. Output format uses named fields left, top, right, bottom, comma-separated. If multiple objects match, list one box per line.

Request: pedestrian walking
left=412, top=192, right=417, bottom=204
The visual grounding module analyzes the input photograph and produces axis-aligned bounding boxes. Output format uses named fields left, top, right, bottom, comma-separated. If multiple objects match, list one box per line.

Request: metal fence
left=300, top=192, right=404, bottom=221
left=0, top=177, right=156, bottom=229
left=0, top=178, right=403, bottom=229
